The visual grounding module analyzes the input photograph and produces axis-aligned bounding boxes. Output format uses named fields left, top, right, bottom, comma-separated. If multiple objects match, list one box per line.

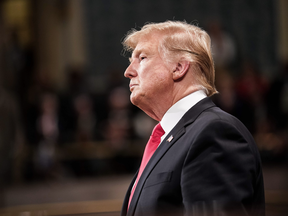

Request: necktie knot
left=151, top=123, right=165, bottom=139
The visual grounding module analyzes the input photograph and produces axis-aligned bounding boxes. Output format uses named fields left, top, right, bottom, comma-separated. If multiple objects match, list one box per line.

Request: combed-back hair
left=122, top=20, right=218, bottom=96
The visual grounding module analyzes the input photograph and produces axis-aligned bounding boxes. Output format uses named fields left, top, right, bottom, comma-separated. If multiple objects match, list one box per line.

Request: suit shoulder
left=196, top=106, right=249, bottom=133
left=190, top=106, right=260, bottom=158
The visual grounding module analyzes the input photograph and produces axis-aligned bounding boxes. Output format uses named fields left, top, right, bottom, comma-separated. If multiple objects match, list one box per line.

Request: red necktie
left=128, top=123, right=165, bottom=208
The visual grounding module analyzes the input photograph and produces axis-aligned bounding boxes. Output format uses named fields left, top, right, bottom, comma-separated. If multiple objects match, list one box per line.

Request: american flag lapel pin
left=167, top=135, right=174, bottom=142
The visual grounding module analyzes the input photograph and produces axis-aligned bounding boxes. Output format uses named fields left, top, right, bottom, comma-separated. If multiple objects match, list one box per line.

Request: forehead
left=131, top=34, right=161, bottom=57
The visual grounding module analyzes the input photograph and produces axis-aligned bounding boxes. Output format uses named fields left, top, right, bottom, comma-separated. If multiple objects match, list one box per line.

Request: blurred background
left=0, top=0, right=287, bottom=215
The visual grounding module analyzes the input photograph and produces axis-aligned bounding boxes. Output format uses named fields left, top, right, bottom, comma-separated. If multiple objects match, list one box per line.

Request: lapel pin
left=167, top=135, right=174, bottom=142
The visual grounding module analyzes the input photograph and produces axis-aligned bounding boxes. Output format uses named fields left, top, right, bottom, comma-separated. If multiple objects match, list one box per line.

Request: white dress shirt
left=160, top=90, right=207, bottom=143
left=131, top=90, right=207, bottom=190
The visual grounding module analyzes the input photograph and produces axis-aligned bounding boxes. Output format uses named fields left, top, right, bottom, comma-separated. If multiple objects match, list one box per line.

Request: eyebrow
left=132, top=48, right=144, bottom=57
left=129, top=47, right=148, bottom=62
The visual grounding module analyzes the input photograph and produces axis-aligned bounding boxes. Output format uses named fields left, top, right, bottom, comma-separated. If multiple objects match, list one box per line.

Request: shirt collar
left=160, top=90, right=207, bottom=141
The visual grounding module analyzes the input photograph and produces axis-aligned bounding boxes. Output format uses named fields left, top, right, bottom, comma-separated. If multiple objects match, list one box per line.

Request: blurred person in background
left=213, top=69, right=239, bottom=115
left=121, top=20, right=265, bottom=216
left=207, top=21, right=237, bottom=70
left=257, top=61, right=288, bottom=161
left=73, top=93, right=96, bottom=143
left=235, top=61, right=269, bottom=134
left=0, top=10, right=24, bottom=206
left=0, top=87, right=23, bottom=207
left=266, top=61, right=288, bottom=135
left=34, top=92, right=59, bottom=180
left=102, top=87, right=133, bottom=153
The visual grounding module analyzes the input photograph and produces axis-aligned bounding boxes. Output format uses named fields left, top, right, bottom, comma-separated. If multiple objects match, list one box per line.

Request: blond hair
left=122, top=20, right=218, bottom=96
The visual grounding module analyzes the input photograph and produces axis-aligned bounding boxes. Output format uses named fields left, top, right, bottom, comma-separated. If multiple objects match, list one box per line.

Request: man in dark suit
left=121, top=20, right=265, bottom=216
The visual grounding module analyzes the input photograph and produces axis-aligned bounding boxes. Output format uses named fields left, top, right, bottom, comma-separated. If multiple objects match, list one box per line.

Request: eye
left=139, top=55, right=146, bottom=61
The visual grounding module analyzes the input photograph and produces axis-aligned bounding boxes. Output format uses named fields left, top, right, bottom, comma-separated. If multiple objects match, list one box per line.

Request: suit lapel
left=127, top=127, right=185, bottom=216
left=126, top=97, right=216, bottom=216
left=121, top=172, right=138, bottom=216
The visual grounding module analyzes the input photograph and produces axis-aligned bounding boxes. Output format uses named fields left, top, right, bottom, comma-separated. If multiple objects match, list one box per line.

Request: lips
left=129, top=84, right=138, bottom=90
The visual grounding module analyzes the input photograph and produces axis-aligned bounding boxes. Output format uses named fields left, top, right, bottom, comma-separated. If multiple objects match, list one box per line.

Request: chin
left=130, top=91, right=143, bottom=106
left=130, top=94, right=139, bottom=106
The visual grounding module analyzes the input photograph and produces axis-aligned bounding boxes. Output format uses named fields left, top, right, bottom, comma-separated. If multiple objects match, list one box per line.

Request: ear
left=172, top=60, right=190, bottom=81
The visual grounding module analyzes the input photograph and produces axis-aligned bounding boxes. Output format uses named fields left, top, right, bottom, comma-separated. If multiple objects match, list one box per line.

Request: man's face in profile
left=124, top=34, right=174, bottom=118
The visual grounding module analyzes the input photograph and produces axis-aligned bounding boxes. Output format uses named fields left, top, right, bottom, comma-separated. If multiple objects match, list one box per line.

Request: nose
left=124, top=62, right=137, bottom=79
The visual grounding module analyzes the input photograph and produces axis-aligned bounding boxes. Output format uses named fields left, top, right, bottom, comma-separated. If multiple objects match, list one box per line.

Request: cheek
left=151, top=70, right=172, bottom=88
left=139, top=64, right=172, bottom=92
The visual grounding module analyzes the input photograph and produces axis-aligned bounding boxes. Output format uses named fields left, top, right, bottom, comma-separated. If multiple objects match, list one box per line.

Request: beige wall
left=35, top=0, right=86, bottom=91
left=277, top=0, right=288, bottom=62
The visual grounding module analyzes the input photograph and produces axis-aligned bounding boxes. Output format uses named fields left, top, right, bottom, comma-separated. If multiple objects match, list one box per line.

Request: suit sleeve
left=181, top=119, right=257, bottom=216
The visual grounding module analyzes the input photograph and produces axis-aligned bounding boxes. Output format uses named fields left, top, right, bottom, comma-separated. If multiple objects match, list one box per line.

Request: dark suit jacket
left=121, top=97, right=265, bottom=216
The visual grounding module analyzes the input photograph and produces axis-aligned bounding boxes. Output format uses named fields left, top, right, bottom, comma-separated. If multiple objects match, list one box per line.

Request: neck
left=142, top=85, right=202, bottom=121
